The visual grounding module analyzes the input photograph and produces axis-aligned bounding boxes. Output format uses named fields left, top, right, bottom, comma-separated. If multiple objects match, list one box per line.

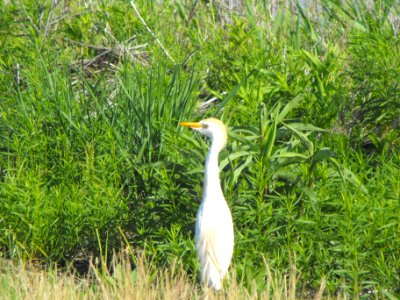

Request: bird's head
left=179, top=118, right=227, bottom=152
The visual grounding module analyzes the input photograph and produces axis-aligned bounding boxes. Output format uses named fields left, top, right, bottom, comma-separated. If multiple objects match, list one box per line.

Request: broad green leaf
left=231, top=154, right=253, bottom=185
left=261, top=120, right=277, bottom=161
left=276, top=95, right=303, bottom=123
left=282, top=122, right=314, bottom=155
left=271, top=152, right=309, bottom=160
left=284, top=123, right=327, bottom=132
left=220, top=150, right=253, bottom=170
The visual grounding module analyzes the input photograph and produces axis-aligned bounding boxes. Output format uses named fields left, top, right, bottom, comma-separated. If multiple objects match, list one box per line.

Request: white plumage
left=180, top=118, right=234, bottom=291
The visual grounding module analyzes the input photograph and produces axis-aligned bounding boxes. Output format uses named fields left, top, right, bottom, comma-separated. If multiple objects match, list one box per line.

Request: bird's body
left=180, top=118, right=234, bottom=291
left=195, top=191, right=233, bottom=290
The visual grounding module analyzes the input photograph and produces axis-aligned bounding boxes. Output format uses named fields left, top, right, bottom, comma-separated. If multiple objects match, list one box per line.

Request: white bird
left=179, top=118, right=234, bottom=291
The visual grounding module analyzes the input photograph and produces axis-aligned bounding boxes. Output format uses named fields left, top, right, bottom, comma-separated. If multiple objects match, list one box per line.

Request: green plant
left=1, top=0, right=400, bottom=297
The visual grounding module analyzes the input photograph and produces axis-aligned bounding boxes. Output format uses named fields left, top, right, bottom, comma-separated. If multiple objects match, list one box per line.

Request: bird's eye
left=202, top=124, right=209, bottom=129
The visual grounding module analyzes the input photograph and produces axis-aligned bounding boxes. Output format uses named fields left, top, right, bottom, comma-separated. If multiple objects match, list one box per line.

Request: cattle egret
left=179, top=118, right=234, bottom=291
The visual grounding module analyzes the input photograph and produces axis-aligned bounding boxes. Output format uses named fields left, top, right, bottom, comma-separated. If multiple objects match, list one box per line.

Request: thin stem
left=130, top=1, right=176, bottom=64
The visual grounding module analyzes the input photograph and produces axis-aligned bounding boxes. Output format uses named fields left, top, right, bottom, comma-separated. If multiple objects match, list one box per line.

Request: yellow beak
left=179, top=121, right=202, bottom=128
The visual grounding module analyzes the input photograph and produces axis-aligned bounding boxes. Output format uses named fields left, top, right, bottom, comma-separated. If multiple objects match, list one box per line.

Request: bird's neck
left=203, top=145, right=223, bottom=202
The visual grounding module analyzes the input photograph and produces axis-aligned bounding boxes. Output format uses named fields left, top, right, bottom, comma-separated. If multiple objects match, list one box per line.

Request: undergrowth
left=1, top=0, right=399, bottom=297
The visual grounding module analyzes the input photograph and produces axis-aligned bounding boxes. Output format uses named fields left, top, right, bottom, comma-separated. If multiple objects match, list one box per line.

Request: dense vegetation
left=1, top=0, right=399, bottom=298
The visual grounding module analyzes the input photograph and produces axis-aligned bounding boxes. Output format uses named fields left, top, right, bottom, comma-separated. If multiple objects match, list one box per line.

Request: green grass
left=1, top=0, right=400, bottom=298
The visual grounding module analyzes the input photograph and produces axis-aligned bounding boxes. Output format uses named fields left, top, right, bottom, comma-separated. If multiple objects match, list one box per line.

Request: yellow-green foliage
left=1, top=0, right=400, bottom=297
left=0, top=252, right=344, bottom=300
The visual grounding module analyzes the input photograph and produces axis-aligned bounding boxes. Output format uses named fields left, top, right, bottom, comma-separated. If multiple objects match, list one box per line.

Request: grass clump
left=0, top=251, right=344, bottom=300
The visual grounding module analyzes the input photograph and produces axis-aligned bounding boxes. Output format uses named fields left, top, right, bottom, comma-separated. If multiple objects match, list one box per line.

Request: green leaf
left=213, top=68, right=258, bottom=116
left=283, top=123, right=327, bottom=132
left=231, top=154, right=253, bottom=185
left=281, top=122, right=314, bottom=155
left=261, top=119, right=277, bottom=161
left=276, top=95, right=303, bottom=123
left=328, top=157, right=368, bottom=194
left=220, top=150, right=252, bottom=170
left=271, top=152, right=309, bottom=160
